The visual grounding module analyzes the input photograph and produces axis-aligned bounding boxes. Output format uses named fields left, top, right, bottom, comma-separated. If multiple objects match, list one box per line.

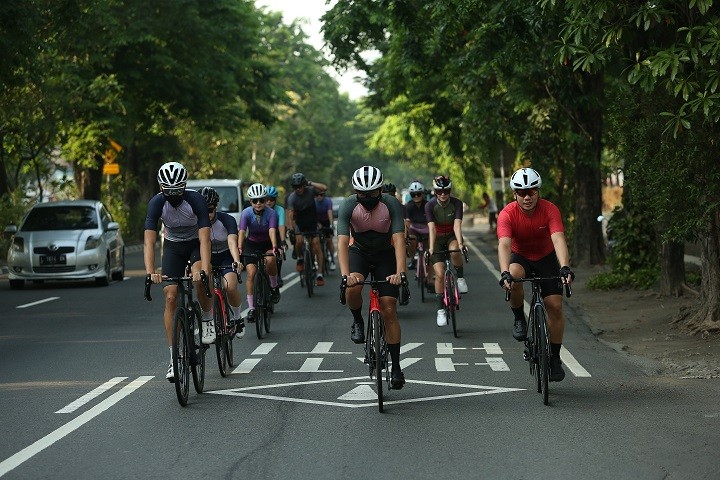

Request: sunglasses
left=515, top=188, right=538, bottom=198
left=411, top=192, right=424, bottom=198
left=162, top=187, right=185, bottom=197
left=435, top=188, right=451, bottom=195
left=251, top=198, right=266, bottom=204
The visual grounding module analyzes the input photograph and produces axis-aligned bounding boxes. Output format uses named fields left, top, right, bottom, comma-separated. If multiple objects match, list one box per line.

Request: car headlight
left=11, top=237, right=24, bottom=252
left=85, top=236, right=102, bottom=250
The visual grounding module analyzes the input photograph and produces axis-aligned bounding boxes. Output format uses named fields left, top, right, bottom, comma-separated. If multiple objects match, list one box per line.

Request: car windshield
left=21, top=206, right=98, bottom=231
left=214, top=187, right=240, bottom=213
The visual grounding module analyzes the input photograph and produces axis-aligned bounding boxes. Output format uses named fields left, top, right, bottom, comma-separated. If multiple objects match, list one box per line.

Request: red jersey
left=497, top=199, right=564, bottom=261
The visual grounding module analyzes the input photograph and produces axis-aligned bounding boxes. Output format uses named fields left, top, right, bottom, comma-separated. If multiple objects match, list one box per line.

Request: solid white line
left=55, top=377, right=128, bottom=413
left=16, top=297, right=60, bottom=309
left=465, top=238, right=592, bottom=378
left=0, top=376, right=152, bottom=478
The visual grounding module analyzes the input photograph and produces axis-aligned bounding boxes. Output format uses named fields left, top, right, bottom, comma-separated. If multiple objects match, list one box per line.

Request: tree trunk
left=678, top=211, right=720, bottom=334
left=571, top=71, right=606, bottom=267
left=659, top=239, right=684, bottom=297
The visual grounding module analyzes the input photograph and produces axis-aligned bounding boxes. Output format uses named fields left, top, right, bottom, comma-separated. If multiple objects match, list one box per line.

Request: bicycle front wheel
left=254, top=274, right=266, bottom=339
left=371, top=311, right=384, bottom=413
left=446, top=272, right=458, bottom=338
left=172, top=308, right=190, bottom=407
left=536, top=304, right=550, bottom=405
left=417, top=257, right=426, bottom=303
left=214, top=295, right=229, bottom=377
left=190, top=301, right=206, bottom=394
left=303, top=248, right=314, bottom=298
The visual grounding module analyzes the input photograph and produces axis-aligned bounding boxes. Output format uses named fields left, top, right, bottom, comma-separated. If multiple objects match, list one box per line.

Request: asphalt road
left=1, top=230, right=718, bottom=479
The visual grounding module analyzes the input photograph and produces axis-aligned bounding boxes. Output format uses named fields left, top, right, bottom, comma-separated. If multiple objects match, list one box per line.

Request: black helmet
left=200, top=186, right=219, bottom=206
left=383, top=183, right=397, bottom=195
left=290, top=172, right=307, bottom=187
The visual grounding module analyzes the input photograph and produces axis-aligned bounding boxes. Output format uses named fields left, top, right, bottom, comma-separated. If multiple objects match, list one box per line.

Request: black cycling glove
left=559, top=266, right=575, bottom=281
left=499, top=271, right=513, bottom=287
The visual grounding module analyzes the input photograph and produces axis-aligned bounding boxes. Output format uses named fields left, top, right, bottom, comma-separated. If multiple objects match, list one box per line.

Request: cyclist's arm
left=551, top=231, right=572, bottom=282
left=237, top=229, right=246, bottom=256
left=308, top=180, right=327, bottom=191
left=269, top=227, right=278, bottom=250
left=427, top=221, right=436, bottom=254
left=287, top=209, right=295, bottom=232
left=143, top=229, right=157, bottom=275
left=198, top=226, right=212, bottom=275
left=391, top=231, right=407, bottom=280
left=227, top=233, right=241, bottom=265
left=453, top=218, right=463, bottom=248
left=498, top=236, right=513, bottom=287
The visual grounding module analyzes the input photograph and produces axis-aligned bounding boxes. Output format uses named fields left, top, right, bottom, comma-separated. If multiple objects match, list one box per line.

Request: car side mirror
left=107, top=222, right=120, bottom=231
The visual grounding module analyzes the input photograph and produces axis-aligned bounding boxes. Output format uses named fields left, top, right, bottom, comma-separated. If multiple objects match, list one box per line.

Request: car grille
left=33, top=266, right=76, bottom=273
left=34, top=247, right=75, bottom=254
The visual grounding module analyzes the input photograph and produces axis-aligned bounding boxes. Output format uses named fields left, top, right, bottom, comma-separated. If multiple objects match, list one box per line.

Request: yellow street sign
left=104, top=148, right=118, bottom=164
left=103, top=162, right=120, bottom=175
left=109, top=138, right=123, bottom=152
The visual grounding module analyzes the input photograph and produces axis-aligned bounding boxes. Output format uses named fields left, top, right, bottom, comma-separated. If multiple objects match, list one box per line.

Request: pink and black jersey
left=336, top=194, right=405, bottom=252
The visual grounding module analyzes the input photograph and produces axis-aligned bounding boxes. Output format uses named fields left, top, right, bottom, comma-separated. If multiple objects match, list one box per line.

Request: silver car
left=4, top=200, right=125, bottom=289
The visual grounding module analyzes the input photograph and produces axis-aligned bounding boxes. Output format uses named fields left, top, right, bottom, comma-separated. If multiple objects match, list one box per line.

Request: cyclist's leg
left=375, top=249, right=404, bottom=388
left=536, top=251, right=566, bottom=380
left=508, top=253, right=529, bottom=340
left=161, top=239, right=194, bottom=345
left=346, top=246, right=368, bottom=343
left=311, top=234, right=324, bottom=279
left=294, top=234, right=306, bottom=271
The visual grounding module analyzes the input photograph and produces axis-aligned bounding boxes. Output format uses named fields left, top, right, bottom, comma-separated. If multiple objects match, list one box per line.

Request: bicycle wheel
left=263, top=279, right=272, bottom=334
left=446, top=272, right=458, bottom=338
left=190, top=301, right=205, bottom=394
left=536, top=304, right=550, bottom=405
left=172, top=307, right=190, bottom=407
left=254, top=273, right=266, bottom=339
left=371, top=311, right=384, bottom=413
left=303, top=248, right=314, bottom=297
left=529, top=310, right=541, bottom=393
left=364, top=318, right=375, bottom=378
left=417, top=256, right=426, bottom=303
left=214, top=294, right=229, bottom=377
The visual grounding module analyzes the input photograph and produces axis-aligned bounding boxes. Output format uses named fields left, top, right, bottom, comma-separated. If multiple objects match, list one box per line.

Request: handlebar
left=210, top=264, right=243, bottom=284
left=340, top=273, right=410, bottom=306
left=424, top=246, right=469, bottom=264
left=503, top=276, right=572, bottom=301
left=144, top=270, right=211, bottom=301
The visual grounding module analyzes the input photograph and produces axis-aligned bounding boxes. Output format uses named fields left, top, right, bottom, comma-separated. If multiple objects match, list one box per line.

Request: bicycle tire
left=446, top=272, right=458, bottom=338
left=190, top=301, right=205, bottom=394
left=417, top=257, right=426, bottom=303
left=254, top=273, right=265, bottom=339
left=226, top=332, right=235, bottom=368
left=263, top=280, right=272, bottom=334
left=172, top=307, right=190, bottom=407
left=304, top=248, right=314, bottom=297
left=372, top=311, right=384, bottom=413
left=536, top=304, right=550, bottom=405
left=365, top=319, right=375, bottom=379
left=213, top=295, right=229, bottom=377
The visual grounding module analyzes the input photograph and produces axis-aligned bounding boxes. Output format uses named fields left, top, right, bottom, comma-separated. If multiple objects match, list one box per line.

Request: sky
left=255, top=0, right=368, bottom=100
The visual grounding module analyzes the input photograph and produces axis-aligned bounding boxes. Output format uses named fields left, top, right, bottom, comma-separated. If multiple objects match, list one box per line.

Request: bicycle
left=320, top=227, right=334, bottom=277
left=340, top=269, right=409, bottom=413
left=431, top=247, right=469, bottom=338
left=211, top=264, right=241, bottom=377
left=297, top=230, right=321, bottom=298
left=505, top=276, right=572, bottom=405
left=412, top=237, right=431, bottom=303
left=144, top=265, right=211, bottom=407
left=242, top=251, right=277, bottom=339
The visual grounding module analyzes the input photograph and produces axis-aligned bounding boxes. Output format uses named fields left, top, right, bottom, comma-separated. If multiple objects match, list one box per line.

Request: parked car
left=4, top=200, right=125, bottom=289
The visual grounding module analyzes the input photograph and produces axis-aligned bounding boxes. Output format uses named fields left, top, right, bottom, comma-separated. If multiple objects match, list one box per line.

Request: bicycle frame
left=431, top=247, right=468, bottom=338
left=243, top=252, right=277, bottom=339
left=211, top=265, right=239, bottom=377
left=505, top=276, right=571, bottom=405
left=298, top=231, right=320, bottom=297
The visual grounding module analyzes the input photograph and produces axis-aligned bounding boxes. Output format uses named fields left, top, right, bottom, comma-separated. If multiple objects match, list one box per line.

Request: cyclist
left=383, top=182, right=401, bottom=203
left=478, top=192, right=498, bottom=232
left=314, top=188, right=336, bottom=271
left=286, top=172, right=328, bottom=286
left=265, top=186, right=287, bottom=287
left=426, top=175, right=468, bottom=326
left=497, top=167, right=575, bottom=382
left=404, top=181, right=429, bottom=271
left=337, top=165, right=407, bottom=389
left=200, top=187, right=245, bottom=339
left=144, top=162, right=214, bottom=382
left=238, top=183, right=281, bottom=323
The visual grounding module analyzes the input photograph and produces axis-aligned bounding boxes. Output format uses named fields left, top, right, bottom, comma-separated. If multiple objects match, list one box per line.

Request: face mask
left=357, top=194, right=381, bottom=210
left=164, top=195, right=183, bottom=208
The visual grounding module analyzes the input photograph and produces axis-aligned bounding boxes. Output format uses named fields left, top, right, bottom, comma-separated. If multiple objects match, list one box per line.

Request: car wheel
left=96, top=256, right=111, bottom=286
left=111, top=248, right=125, bottom=281
left=9, top=279, right=25, bottom=289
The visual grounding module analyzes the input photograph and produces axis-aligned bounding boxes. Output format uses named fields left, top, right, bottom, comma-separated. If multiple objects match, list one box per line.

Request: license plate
left=40, top=254, right=66, bottom=265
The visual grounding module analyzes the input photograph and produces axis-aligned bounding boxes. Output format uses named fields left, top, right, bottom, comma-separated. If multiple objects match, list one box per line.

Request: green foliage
left=605, top=207, right=658, bottom=273
left=586, top=267, right=659, bottom=290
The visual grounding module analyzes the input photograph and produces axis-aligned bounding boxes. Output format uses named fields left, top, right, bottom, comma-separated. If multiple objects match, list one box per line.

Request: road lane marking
left=55, top=377, right=127, bottom=413
left=16, top=297, right=60, bottom=309
left=233, top=358, right=262, bottom=374
left=288, top=342, right=352, bottom=355
left=0, top=376, right=152, bottom=478
left=274, top=358, right=344, bottom=373
left=464, top=238, right=592, bottom=378
left=251, top=343, right=277, bottom=355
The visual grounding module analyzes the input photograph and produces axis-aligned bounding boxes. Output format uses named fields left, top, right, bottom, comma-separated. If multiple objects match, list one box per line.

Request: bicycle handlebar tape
left=340, top=275, right=348, bottom=305
left=144, top=274, right=153, bottom=302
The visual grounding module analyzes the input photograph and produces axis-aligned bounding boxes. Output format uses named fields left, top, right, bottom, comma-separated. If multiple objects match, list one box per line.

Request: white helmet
left=408, top=181, right=425, bottom=193
left=157, top=162, right=188, bottom=189
left=509, top=168, right=542, bottom=190
left=351, top=166, right=384, bottom=191
left=246, top=183, right=267, bottom=199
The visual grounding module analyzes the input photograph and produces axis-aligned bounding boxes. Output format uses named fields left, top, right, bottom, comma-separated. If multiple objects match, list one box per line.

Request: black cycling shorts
left=162, top=238, right=201, bottom=280
left=242, top=239, right=273, bottom=266
left=510, top=250, right=563, bottom=297
left=348, top=246, right=399, bottom=299
left=211, top=249, right=238, bottom=278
